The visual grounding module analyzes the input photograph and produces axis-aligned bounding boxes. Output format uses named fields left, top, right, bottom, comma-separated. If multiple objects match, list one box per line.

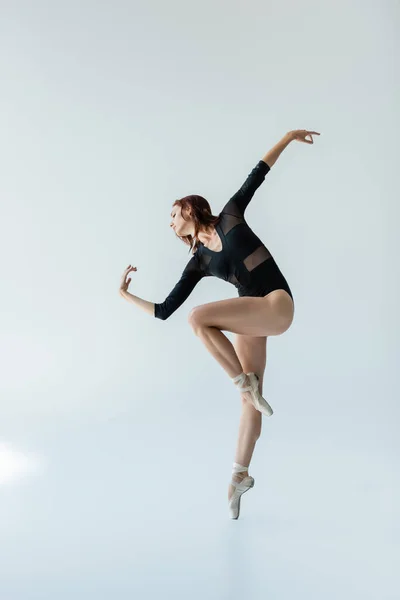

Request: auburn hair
left=172, top=195, right=221, bottom=255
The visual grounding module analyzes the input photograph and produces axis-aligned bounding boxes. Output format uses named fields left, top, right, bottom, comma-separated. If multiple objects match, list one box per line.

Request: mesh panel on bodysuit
left=219, top=160, right=273, bottom=274
left=219, top=212, right=242, bottom=236
left=219, top=206, right=272, bottom=274
left=243, top=245, right=271, bottom=271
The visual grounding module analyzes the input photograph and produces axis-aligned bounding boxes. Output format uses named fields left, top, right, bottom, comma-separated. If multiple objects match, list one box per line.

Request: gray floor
left=1, top=406, right=397, bottom=600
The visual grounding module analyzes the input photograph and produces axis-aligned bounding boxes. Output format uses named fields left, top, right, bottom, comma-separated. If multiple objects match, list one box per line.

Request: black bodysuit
left=154, top=160, right=293, bottom=320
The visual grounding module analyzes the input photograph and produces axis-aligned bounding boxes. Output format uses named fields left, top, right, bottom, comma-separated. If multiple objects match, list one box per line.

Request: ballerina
left=119, top=129, right=320, bottom=518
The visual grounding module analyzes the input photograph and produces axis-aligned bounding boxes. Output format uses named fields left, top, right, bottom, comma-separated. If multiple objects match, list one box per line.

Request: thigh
left=233, top=333, right=268, bottom=393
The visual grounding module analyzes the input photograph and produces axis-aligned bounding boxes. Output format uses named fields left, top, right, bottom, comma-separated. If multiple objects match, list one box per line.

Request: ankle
left=232, top=461, right=249, bottom=481
left=232, top=372, right=249, bottom=389
left=233, top=471, right=248, bottom=481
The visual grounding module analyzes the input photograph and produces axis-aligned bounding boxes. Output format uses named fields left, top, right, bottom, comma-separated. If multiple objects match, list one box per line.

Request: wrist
left=285, top=131, right=294, bottom=142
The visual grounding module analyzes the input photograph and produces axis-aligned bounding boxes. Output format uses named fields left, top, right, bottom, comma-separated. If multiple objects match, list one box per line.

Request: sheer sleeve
left=154, top=252, right=205, bottom=320
left=221, top=160, right=271, bottom=218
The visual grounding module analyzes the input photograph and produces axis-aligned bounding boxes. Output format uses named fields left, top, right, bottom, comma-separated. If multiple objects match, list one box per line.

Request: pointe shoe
left=233, top=372, right=274, bottom=417
left=229, top=463, right=255, bottom=520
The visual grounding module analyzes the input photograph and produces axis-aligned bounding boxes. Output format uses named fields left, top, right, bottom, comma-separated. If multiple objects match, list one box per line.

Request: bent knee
left=188, top=307, right=212, bottom=335
left=188, top=307, right=201, bottom=330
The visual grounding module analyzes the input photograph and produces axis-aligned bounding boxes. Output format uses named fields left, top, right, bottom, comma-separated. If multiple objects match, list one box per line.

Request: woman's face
left=170, top=204, right=192, bottom=236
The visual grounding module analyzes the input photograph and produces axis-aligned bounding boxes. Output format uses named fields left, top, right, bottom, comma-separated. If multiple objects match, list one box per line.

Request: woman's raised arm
left=262, top=129, right=320, bottom=167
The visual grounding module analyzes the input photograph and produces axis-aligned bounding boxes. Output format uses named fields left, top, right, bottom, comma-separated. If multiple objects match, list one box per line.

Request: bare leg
left=190, top=324, right=243, bottom=378
left=235, top=398, right=262, bottom=466
left=228, top=397, right=262, bottom=500
left=189, top=315, right=268, bottom=502
left=228, top=336, right=267, bottom=501
left=190, top=325, right=257, bottom=404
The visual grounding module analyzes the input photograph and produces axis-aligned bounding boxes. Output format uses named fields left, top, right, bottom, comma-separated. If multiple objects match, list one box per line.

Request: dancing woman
left=119, top=129, right=320, bottom=519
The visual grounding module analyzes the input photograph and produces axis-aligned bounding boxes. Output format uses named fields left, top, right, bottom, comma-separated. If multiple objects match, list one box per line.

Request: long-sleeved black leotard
left=154, top=160, right=293, bottom=321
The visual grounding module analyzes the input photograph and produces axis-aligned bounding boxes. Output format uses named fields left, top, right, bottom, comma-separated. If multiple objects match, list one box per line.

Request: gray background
left=0, top=0, right=398, bottom=598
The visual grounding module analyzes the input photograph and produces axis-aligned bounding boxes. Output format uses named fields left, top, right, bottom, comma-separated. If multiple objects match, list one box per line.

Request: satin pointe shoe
left=229, top=462, right=255, bottom=520
left=232, top=372, right=273, bottom=417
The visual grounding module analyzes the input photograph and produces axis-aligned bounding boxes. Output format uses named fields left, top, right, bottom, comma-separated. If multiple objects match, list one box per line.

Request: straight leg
left=234, top=395, right=262, bottom=468
left=228, top=335, right=267, bottom=500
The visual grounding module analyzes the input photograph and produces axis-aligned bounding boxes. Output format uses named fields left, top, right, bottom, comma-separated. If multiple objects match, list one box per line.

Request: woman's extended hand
left=119, top=264, right=137, bottom=294
left=289, top=130, right=320, bottom=144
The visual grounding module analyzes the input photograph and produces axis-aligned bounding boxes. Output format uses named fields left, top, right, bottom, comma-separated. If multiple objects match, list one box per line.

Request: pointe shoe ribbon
left=233, top=372, right=274, bottom=417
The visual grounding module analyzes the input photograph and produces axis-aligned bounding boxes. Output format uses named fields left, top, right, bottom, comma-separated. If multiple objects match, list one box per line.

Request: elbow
left=154, top=307, right=169, bottom=321
left=154, top=301, right=174, bottom=321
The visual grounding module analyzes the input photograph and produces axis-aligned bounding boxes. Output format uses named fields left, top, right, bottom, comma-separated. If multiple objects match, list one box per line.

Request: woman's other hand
left=119, top=264, right=137, bottom=295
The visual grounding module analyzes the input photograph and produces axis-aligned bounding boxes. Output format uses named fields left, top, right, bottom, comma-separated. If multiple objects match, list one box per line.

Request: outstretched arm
left=222, top=129, right=321, bottom=217
left=119, top=257, right=205, bottom=321
left=261, top=132, right=293, bottom=167
left=262, top=129, right=320, bottom=167
left=153, top=254, right=205, bottom=320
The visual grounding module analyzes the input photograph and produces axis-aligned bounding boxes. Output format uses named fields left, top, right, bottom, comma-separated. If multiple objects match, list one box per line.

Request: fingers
left=124, top=264, right=137, bottom=274
left=306, top=131, right=320, bottom=142
left=303, top=131, right=321, bottom=144
left=294, top=130, right=321, bottom=142
left=120, top=265, right=137, bottom=284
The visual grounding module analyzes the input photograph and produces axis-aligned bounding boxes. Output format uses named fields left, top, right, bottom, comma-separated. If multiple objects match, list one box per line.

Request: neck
left=197, top=225, right=216, bottom=246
